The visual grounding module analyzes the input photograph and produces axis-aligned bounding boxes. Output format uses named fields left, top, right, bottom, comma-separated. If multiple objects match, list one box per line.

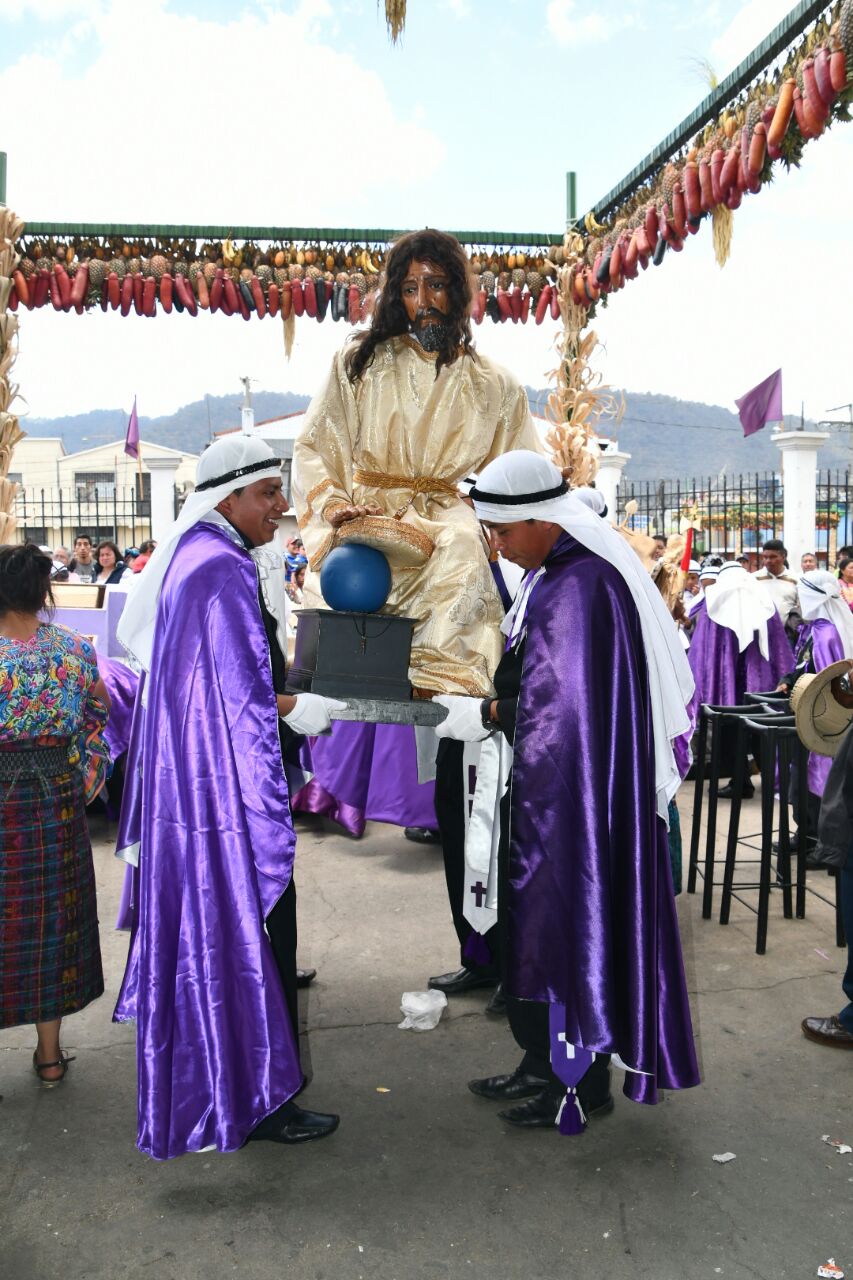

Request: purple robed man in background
left=434, top=452, right=700, bottom=1134
left=688, top=563, right=793, bottom=708
left=98, top=656, right=138, bottom=764
left=114, top=435, right=342, bottom=1159
left=293, top=722, right=436, bottom=837
left=783, top=571, right=853, bottom=808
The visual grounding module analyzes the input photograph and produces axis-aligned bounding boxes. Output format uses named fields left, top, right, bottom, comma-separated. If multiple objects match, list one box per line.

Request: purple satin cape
left=99, top=656, right=140, bottom=762
left=113, top=524, right=303, bottom=1160
left=293, top=722, right=436, bottom=837
left=113, top=672, right=145, bottom=933
left=673, top=688, right=699, bottom=782
left=806, top=619, right=845, bottom=795
left=508, top=533, right=700, bottom=1104
left=687, top=606, right=793, bottom=706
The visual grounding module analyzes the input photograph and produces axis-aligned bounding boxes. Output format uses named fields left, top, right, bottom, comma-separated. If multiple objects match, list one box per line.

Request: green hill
left=23, top=388, right=853, bottom=482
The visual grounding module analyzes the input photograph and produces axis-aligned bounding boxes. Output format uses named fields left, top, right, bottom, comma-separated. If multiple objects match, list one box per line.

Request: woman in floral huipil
left=0, top=544, right=111, bottom=1086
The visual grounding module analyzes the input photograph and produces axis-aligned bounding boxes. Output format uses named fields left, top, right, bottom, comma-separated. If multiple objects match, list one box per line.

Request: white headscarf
left=471, top=451, right=694, bottom=821
left=798, top=570, right=853, bottom=658
left=117, top=435, right=285, bottom=672
left=571, top=486, right=608, bottom=516
left=705, top=561, right=775, bottom=658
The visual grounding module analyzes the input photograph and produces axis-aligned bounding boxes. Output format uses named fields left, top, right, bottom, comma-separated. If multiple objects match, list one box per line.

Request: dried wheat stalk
left=544, top=233, right=624, bottom=489
left=384, top=0, right=406, bottom=43
left=0, top=203, right=26, bottom=539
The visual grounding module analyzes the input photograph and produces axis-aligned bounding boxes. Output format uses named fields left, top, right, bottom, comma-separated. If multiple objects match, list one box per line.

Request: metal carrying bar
left=18, top=223, right=562, bottom=248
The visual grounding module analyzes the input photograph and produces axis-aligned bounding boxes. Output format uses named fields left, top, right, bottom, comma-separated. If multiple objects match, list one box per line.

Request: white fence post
left=771, top=429, right=829, bottom=566
left=595, top=443, right=631, bottom=525
left=146, top=455, right=183, bottom=539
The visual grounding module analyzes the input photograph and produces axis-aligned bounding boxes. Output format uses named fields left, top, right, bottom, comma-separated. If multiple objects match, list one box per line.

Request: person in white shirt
left=752, top=538, right=800, bottom=644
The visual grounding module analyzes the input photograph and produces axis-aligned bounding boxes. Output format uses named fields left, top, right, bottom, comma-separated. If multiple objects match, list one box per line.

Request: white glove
left=282, top=692, right=347, bottom=736
left=433, top=694, right=492, bottom=742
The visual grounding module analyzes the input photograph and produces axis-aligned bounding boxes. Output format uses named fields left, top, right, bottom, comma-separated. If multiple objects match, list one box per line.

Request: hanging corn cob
left=0, top=202, right=26, bottom=542
left=9, top=233, right=563, bottom=329
left=575, top=0, right=853, bottom=277
left=541, top=232, right=623, bottom=490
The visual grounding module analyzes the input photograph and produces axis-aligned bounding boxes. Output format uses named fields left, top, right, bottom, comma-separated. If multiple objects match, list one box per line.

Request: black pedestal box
left=286, top=609, right=415, bottom=701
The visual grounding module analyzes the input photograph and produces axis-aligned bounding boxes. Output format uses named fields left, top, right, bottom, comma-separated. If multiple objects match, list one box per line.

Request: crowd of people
left=1, top=227, right=850, bottom=1166
left=45, top=535, right=158, bottom=584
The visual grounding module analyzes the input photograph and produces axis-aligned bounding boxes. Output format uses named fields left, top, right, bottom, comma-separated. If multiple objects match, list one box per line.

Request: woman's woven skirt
left=0, top=741, right=104, bottom=1029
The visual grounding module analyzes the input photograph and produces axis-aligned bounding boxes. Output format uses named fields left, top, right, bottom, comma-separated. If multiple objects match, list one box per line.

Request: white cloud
left=0, top=0, right=98, bottom=16
left=3, top=0, right=449, bottom=419
left=546, top=0, right=637, bottom=47
left=2, top=1, right=444, bottom=224
left=710, top=0, right=790, bottom=79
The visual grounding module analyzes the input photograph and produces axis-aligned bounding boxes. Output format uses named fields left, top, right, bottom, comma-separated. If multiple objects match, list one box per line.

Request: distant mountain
left=527, top=388, right=852, bottom=484
left=22, top=387, right=852, bottom=483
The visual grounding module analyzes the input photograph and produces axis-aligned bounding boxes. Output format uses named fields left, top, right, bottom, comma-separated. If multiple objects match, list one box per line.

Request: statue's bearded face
left=400, top=258, right=450, bottom=351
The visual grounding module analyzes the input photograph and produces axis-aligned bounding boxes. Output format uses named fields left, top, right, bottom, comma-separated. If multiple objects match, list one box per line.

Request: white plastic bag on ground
left=398, top=989, right=447, bottom=1031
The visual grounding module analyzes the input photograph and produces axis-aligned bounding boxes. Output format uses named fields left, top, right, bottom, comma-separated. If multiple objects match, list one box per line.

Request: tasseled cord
left=556, top=1087, right=588, bottom=1135
left=549, top=1001, right=593, bottom=1136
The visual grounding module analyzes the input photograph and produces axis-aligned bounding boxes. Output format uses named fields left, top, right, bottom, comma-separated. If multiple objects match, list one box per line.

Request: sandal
left=32, top=1050, right=75, bottom=1087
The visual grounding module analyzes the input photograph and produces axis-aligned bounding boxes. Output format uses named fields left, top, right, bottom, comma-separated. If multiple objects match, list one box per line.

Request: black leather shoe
left=583, top=1094, right=615, bottom=1118
left=247, top=1100, right=340, bottom=1144
left=498, top=1090, right=561, bottom=1127
left=485, top=984, right=507, bottom=1017
left=468, top=1066, right=549, bottom=1101
left=296, top=968, right=316, bottom=988
left=499, top=1089, right=615, bottom=1128
left=404, top=826, right=442, bottom=845
left=801, top=1015, right=853, bottom=1049
left=718, top=780, right=755, bottom=800
left=428, top=966, right=498, bottom=995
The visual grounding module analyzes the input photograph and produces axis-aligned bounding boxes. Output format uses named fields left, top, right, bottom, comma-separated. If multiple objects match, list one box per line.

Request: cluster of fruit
left=567, top=0, right=853, bottom=308
left=7, top=234, right=563, bottom=325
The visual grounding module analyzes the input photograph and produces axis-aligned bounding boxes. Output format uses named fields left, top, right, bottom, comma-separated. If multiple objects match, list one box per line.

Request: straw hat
left=791, top=659, right=853, bottom=757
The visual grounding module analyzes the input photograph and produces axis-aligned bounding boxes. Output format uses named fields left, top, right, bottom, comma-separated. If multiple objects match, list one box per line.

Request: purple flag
left=124, top=396, right=139, bottom=459
left=735, top=368, right=783, bottom=437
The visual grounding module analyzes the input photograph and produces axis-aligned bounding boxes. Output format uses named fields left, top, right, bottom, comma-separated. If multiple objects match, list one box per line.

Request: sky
left=1, top=0, right=851, bottom=434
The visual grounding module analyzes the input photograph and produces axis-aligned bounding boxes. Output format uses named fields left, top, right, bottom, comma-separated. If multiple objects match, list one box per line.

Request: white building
left=11, top=437, right=198, bottom=549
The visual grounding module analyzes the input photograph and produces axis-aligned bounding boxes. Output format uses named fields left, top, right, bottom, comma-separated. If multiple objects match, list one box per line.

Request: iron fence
left=13, top=486, right=152, bottom=551
left=616, top=470, right=853, bottom=568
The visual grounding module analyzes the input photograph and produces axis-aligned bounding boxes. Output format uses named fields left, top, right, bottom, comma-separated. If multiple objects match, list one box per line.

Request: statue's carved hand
left=327, top=502, right=383, bottom=528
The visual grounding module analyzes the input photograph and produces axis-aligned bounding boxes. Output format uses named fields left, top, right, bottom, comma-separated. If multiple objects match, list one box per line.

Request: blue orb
left=320, top=544, right=392, bottom=613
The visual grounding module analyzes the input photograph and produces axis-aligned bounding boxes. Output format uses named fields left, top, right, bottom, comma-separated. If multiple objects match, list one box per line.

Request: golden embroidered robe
left=292, top=336, right=541, bottom=696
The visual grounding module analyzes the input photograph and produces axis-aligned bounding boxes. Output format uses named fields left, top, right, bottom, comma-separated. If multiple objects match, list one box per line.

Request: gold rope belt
left=352, top=468, right=459, bottom=499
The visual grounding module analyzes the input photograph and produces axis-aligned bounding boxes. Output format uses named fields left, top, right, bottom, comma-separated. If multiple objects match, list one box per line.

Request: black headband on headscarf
left=468, top=478, right=568, bottom=506
left=195, top=457, right=283, bottom=493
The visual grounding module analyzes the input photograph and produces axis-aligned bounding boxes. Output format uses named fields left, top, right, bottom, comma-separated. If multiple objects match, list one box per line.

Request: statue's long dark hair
left=344, top=229, right=474, bottom=384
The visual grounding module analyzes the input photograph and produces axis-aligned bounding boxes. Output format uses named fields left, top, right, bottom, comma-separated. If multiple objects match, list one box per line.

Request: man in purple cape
left=435, top=452, right=700, bottom=1133
left=688, top=561, right=793, bottom=797
left=114, top=435, right=342, bottom=1158
left=779, top=571, right=853, bottom=838
left=688, top=563, right=793, bottom=708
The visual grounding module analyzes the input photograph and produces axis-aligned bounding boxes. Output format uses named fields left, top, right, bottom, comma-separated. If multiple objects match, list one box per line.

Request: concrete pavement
left=1, top=790, right=851, bottom=1280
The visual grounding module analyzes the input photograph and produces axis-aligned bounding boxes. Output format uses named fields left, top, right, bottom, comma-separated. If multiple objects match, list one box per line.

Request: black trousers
left=434, top=739, right=499, bottom=974
left=265, top=880, right=299, bottom=1041
left=497, top=788, right=612, bottom=1105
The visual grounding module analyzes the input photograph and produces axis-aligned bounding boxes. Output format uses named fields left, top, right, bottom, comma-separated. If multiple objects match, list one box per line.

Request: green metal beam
left=590, top=0, right=830, bottom=221
left=21, top=222, right=562, bottom=247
